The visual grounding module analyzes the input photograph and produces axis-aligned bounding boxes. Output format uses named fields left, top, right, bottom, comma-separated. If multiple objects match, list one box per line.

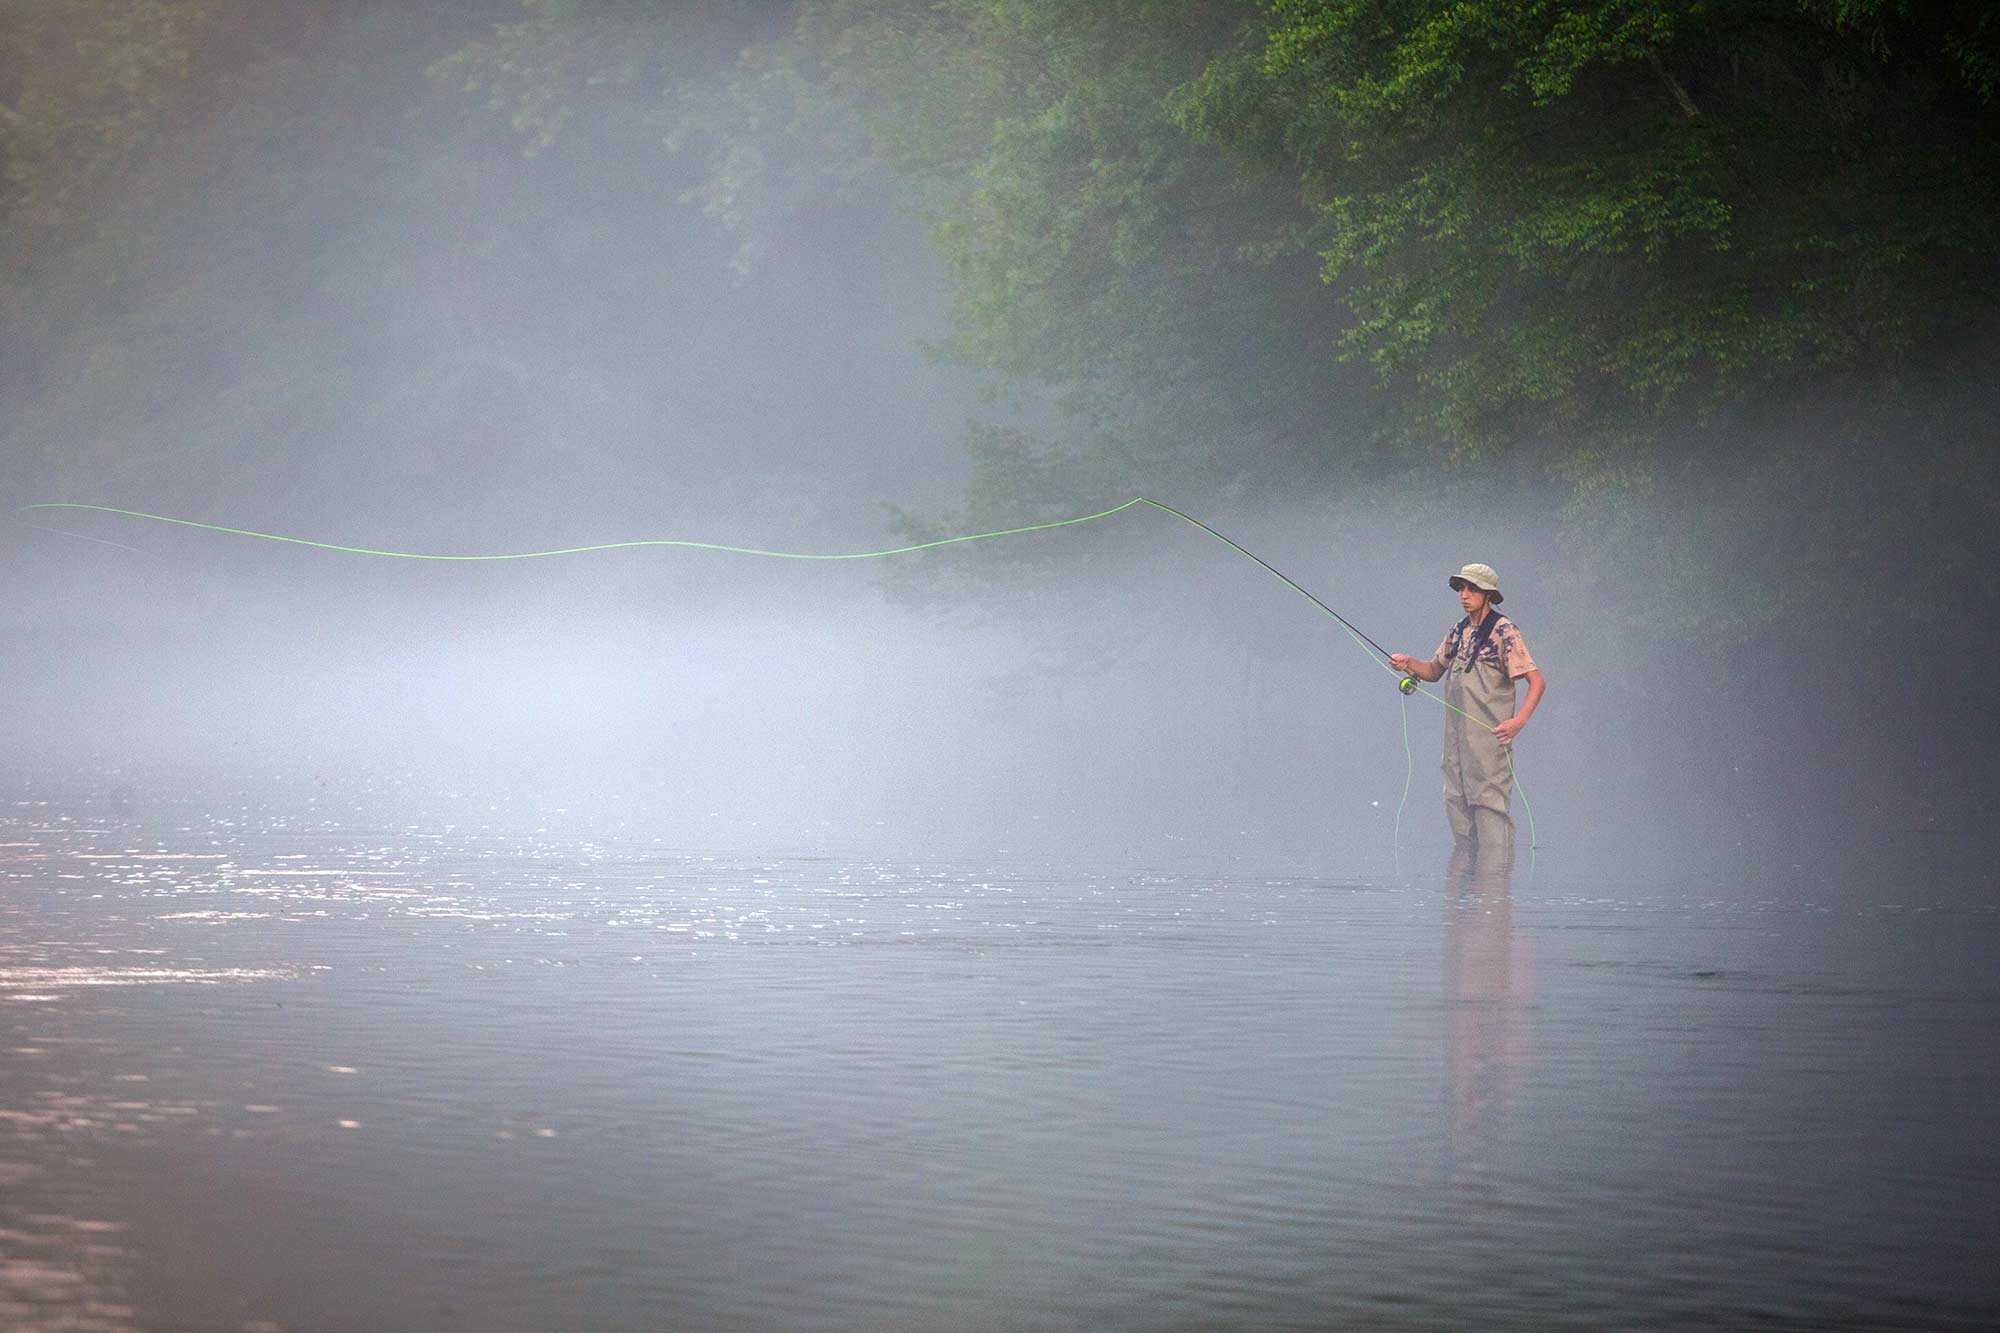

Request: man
left=1389, top=564, right=1545, bottom=862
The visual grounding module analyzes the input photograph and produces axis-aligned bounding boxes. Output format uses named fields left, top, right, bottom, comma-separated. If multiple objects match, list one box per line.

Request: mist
left=11, top=468, right=1972, bottom=886
left=3, top=4, right=1996, bottom=1328
left=4, top=1, right=1990, bottom=894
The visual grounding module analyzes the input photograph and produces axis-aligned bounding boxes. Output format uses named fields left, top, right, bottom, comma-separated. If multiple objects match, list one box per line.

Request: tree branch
left=1647, top=48, right=1700, bottom=119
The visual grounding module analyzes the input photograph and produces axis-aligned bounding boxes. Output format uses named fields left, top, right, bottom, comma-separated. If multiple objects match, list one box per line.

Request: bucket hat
left=1449, top=563, right=1503, bottom=604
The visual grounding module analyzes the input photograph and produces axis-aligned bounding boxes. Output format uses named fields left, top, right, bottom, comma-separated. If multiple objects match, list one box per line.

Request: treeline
left=448, top=0, right=2000, bottom=638
left=5, top=1, right=1996, bottom=636
left=0, top=1, right=777, bottom=553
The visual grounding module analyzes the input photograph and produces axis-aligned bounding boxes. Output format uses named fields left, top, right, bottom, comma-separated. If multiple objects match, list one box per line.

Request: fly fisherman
left=1389, top=565, right=1546, bottom=862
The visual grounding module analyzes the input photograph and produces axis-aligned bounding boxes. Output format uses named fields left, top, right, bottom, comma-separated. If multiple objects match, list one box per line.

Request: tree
left=0, top=0, right=212, bottom=251
left=1174, top=0, right=2000, bottom=448
left=682, top=0, right=1999, bottom=638
left=548, top=0, right=1373, bottom=516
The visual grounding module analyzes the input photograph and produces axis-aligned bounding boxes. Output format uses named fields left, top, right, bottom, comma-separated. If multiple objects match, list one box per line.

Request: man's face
left=1454, top=581, right=1488, bottom=617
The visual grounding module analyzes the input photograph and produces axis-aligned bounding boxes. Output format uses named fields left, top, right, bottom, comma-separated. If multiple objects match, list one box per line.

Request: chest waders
left=1442, top=611, right=1517, bottom=864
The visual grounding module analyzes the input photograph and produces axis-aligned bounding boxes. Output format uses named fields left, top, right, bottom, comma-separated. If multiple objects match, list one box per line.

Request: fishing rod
left=1131, top=498, right=1412, bottom=689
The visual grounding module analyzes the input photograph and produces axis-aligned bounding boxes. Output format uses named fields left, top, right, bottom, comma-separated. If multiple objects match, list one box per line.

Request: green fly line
left=25, top=499, right=1152, bottom=562
left=27, top=497, right=1537, bottom=859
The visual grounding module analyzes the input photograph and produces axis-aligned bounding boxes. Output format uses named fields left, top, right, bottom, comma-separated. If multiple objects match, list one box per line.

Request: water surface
left=2, top=804, right=1994, bottom=1329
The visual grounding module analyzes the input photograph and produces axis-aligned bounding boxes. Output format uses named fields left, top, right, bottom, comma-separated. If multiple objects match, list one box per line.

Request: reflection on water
left=1442, top=847, right=1533, bottom=1176
left=1, top=809, right=1996, bottom=1329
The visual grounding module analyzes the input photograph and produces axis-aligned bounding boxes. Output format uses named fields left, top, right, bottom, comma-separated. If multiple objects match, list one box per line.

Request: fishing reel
left=1398, top=676, right=1418, bottom=695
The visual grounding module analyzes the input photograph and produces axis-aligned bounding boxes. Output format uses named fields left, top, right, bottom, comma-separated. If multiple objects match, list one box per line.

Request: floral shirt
left=1432, top=613, right=1536, bottom=680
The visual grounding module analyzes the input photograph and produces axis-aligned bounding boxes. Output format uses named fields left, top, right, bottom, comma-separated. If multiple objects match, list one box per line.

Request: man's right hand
left=1388, top=653, right=1418, bottom=676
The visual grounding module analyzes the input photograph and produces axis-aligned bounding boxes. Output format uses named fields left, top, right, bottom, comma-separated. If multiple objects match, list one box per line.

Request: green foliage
left=0, top=0, right=212, bottom=248
left=656, top=2, right=1369, bottom=473
left=1180, top=0, right=2000, bottom=446
left=430, top=0, right=1997, bottom=639
left=3, top=1, right=705, bottom=541
left=8, top=0, right=1992, bottom=647
left=428, top=0, right=724, bottom=155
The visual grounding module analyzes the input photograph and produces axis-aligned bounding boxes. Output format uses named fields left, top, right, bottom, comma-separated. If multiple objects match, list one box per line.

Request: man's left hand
left=1492, top=717, right=1524, bottom=745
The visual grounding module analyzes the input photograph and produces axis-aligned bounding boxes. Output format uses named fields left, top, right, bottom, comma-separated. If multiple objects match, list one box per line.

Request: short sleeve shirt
left=1432, top=613, right=1536, bottom=680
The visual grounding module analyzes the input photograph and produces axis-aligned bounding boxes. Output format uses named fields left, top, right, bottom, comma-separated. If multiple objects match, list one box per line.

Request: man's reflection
left=1442, top=843, right=1533, bottom=1172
